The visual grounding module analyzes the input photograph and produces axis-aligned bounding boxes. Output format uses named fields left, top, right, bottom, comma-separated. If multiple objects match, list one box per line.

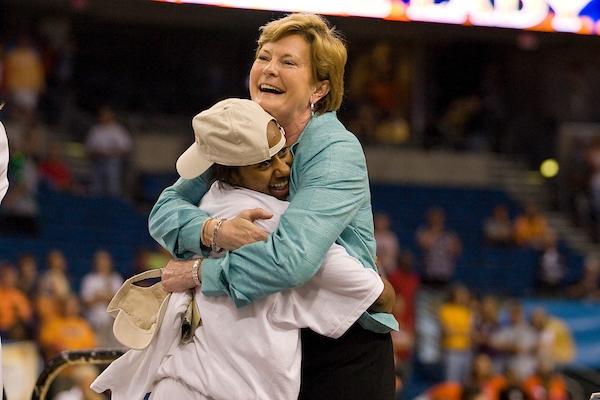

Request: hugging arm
left=149, top=172, right=269, bottom=260
left=199, top=135, right=372, bottom=307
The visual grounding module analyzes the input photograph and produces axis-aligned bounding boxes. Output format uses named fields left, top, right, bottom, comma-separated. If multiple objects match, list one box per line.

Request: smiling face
left=249, top=34, right=327, bottom=131
left=231, top=121, right=293, bottom=200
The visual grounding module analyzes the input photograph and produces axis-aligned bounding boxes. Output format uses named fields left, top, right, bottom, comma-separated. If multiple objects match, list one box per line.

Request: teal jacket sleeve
left=200, top=133, right=370, bottom=307
left=148, top=170, right=213, bottom=260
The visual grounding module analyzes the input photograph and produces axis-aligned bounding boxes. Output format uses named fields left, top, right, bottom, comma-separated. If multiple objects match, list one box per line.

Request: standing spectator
left=513, top=203, right=551, bottom=249
left=16, top=253, right=40, bottom=299
left=472, top=295, right=502, bottom=372
left=416, top=207, right=462, bottom=286
left=39, top=142, right=73, bottom=191
left=0, top=263, right=33, bottom=340
left=1, top=142, right=39, bottom=235
left=85, top=106, right=132, bottom=196
left=491, top=301, right=538, bottom=380
left=374, top=212, right=401, bottom=276
left=483, top=204, right=513, bottom=246
left=3, top=34, right=46, bottom=119
left=438, top=284, right=474, bottom=383
left=80, top=249, right=123, bottom=347
left=387, top=251, right=420, bottom=332
left=536, top=232, right=565, bottom=295
left=530, top=308, right=575, bottom=367
left=566, top=255, right=600, bottom=299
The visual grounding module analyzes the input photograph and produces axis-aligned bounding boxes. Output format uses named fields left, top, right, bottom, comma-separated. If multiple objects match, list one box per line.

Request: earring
left=310, top=102, right=315, bottom=115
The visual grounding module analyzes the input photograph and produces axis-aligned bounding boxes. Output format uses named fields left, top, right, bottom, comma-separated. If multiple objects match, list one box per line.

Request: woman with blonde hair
left=149, top=13, right=396, bottom=399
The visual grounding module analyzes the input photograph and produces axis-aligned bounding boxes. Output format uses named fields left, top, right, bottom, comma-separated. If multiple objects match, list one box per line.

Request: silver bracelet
left=191, top=258, right=202, bottom=287
left=211, top=218, right=227, bottom=253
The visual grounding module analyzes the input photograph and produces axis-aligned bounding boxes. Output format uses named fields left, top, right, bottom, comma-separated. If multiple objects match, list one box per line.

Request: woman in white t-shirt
left=92, top=99, right=389, bottom=400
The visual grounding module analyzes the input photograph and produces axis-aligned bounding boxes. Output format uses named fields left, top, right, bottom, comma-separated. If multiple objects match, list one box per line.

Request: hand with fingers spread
left=202, top=208, right=272, bottom=251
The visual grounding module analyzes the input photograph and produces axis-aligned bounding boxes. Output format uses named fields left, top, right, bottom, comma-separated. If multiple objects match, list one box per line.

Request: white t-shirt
left=0, top=121, right=9, bottom=202
left=80, top=272, right=124, bottom=328
left=85, top=122, right=131, bottom=156
left=154, top=183, right=384, bottom=400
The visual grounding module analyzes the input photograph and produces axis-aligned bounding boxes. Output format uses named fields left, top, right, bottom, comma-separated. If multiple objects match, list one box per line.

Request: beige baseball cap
left=176, top=98, right=286, bottom=179
left=107, top=269, right=170, bottom=350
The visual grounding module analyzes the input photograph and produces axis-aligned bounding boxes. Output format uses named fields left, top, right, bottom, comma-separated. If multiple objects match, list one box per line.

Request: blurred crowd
left=2, top=13, right=600, bottom=400
left=0, top=31, right=133, bottom=236
left=0, top=246, right=169, bottom=399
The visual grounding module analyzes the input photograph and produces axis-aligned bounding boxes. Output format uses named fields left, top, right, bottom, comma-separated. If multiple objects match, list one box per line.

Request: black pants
left=298, top=322, right=395, bottom=400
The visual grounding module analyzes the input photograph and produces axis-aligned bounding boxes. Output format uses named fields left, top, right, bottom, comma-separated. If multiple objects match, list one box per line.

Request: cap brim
left=268, top=132, right=286, bottom=158
left=113, top=310, right=156, bottom=350
left=176, top=142, right=214, bottom=179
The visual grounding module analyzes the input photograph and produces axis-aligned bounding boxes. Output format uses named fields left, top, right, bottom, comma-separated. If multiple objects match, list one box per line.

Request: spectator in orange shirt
left=38, top=294, right=97, bottom=359
left=463, top=353, right=507, bottom=400
left=0, top=262, right=33, bottom=340
left=522, top=358, right=568, bottom=400
left=513, top=203, right=551, bottom=249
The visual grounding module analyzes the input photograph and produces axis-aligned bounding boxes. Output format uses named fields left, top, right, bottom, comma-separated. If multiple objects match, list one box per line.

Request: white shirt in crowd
left=0, top=120, right=8, bottom=398
left=0, top=121, right=8, bottom=202
left=92, top=182, right=384, bottom=400
left=85, top=122, right=132, bottom=157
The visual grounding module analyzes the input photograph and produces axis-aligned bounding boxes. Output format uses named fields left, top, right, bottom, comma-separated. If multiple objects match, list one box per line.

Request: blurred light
left=540, top=158, right=559, bottom=178
left=158, top=0, right=600, bottom=35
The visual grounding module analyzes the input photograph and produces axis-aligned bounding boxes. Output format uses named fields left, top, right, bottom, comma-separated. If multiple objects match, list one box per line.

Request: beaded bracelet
left=191, top=258, right=201, bottom=287
left=211, top=218, right=226, bottom=253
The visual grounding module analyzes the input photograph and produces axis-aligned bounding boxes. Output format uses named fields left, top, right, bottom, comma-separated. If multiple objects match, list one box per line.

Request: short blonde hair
left=256, top=13, right=347, bottom=114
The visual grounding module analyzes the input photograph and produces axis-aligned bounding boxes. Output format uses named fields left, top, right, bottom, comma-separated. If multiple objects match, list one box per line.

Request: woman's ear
left=310, top=80, right=330, bottom=105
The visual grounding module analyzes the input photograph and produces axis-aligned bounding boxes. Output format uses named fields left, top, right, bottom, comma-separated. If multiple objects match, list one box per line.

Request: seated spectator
left=16, top=253, right=40, bottom=299
left=438, top=284, right=474, bottom=383
left=39, top=142, right=73, bottom=191
left=416, top=207, right=462, bottom=286
left=0, top=262, right=33, bottom=340
left=513, top=203, right=551, bottom=250
left=490, top=301, right=538, bottom=380
left=38, top=294, right=97, bottom=359
left=497, top=368, right=527, bottom=400
left=483, top=204, right=513, bottom=246
left=530, top=308, right=575, bottom=366
left=80, top=249, right=123, bottom=347
left=462, top=353, right=507, bottom=400
left=566, top=255, right=600, bottom=299
left=536, top=232, right=565, bottom=295
left=85, top=106, right=132, bottom=197
left=54, top=365, right=103, bottom=400
left=374, top=212, right=401, bottom=276
left=39, top=249, right=72, bottom=299
left=521, top=357, right=568, bottom=400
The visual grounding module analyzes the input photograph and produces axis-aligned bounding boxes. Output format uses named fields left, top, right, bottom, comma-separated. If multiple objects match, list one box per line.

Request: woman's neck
left=282, top=111, right=312, bottom=146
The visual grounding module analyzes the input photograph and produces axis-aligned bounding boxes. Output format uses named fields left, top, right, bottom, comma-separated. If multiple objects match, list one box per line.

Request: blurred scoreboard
left=156, top=0, right=600, bottom=35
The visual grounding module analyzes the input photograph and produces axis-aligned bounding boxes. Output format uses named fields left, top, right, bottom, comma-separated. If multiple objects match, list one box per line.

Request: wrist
left=201, top=218, right=216, bottom=247
left=211, top=218, right=226, bottom=253
left=191, top=258, right=202, bottom=287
